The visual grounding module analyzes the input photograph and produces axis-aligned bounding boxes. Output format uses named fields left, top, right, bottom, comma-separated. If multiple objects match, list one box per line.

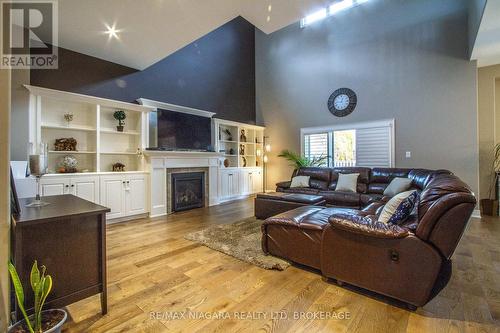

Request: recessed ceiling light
left=104, top=23, right=121, bottom=40
left=267, top=15, right=271, bottom=22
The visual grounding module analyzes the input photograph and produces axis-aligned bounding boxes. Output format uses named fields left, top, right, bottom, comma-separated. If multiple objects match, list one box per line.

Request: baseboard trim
left=471, top=209, right=481, bottom=219
left=107, top=213, right=149, bottom=224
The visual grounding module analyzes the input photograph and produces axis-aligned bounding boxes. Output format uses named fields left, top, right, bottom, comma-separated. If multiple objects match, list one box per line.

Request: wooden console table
left=11, top=195, right=110, bottom=318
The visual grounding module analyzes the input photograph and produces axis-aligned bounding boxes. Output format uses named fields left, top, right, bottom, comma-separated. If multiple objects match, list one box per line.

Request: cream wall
left=478, top=65, right=500, bottom=200
left=0, top=68, right=11, bottom=332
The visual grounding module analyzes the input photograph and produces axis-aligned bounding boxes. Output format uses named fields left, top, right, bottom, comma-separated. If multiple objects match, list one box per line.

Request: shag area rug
left=184, top=217, right=290, bottom=271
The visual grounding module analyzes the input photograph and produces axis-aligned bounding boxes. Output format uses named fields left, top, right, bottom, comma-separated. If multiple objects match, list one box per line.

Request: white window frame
left=300, top=119, right=395, bottom=167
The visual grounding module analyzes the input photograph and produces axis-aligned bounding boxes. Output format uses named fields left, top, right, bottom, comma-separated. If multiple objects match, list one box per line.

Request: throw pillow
left=379, top=190, right=418, bottom=224
left=290, top=175, right=310, bottom=188
left=335, top=173, right=359, bottom=192
left=383, top=177, right=413, bottom=197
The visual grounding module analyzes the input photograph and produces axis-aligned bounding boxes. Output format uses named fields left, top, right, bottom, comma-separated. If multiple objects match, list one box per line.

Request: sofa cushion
left=379, top=190, right=417, bottom=224
left=291, top=175, right=310, bottom=188
left=319, top=191, right=360, bottom=207
left=329, top=167, right=370, bottom=193
left=360, top=193, right=384, bottom=206
left=296, top=167, right=330, bottom=190
left=280, top=187, right=320, bottom=195
left=383, top=177, right=413, bottom=196
left=335, top=173, right=359, bottom=192
left=371, top=168, right=411, bottom=183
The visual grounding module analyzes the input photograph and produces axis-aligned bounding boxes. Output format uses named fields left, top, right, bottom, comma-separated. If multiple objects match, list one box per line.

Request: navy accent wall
left=31, top=16, right=256, bottom=124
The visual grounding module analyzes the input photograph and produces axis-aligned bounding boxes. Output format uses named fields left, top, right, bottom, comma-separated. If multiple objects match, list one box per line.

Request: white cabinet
left=252, top=169, right=263, bottom=193
left=100, top=175, right=126, bottom=219
left=72, top=176, right=99, bottom=203
left=219, top=168, right=262, bottom=201
left=220, top=169, right=239, bottom=200
left=100, top=173, right=147, bottom=219
left=41, top=177, right=71, bottom=196
left=41, top=176, right=99, bottom=203
left=125, top=174, right=147, bottom=216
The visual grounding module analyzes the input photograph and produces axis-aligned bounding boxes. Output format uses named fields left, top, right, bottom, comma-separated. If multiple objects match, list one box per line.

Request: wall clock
left=328, top=88, right=357, bottom=117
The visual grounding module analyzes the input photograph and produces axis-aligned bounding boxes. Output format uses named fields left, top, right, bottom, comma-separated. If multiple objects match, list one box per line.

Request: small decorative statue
left=112, top=162, right=126, bottom=172
left=113, top=110, right=126, bottom=132
left=242, top=156, right=247, bottom=167
left=59, top=155, right=78, bottom=173
left=223, top=128, right=233, bottom=141
left=240, top=129, right=247, bottom=142
left=64, top=113, right=74, bottom=127
left=54, top=138, right=77, bottom=151
left=229, top=148, right=235, bottom=155
left=239, top=144, right=245, bottom=156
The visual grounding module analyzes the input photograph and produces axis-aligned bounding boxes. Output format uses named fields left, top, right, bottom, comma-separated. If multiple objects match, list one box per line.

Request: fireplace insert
left=171, top=172, right=205, bottom=212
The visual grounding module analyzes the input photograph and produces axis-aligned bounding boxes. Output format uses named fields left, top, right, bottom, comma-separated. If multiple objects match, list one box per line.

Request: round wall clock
left=327, top=88, right=357, bottom=117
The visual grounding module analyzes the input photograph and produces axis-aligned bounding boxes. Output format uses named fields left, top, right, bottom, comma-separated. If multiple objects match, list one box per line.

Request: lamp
left=263, top=136, right=271, bottom=192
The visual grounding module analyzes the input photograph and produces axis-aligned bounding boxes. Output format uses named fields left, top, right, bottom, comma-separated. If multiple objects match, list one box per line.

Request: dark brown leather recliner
left=262, top=169, right=476, bottom=308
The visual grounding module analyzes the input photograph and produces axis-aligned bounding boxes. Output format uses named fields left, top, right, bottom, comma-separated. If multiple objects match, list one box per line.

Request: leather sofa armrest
left=328, top=214, right=409, bottom=239
left=276, top=181, right=291, bottom=189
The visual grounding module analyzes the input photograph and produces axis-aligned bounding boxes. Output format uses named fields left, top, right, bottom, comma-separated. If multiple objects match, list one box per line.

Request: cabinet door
left=71, top=176, right=99, bottom=203
left=220, top=170, right=238, bottom=200
left=100, top=175, right=125, bottom=220
left=125, top=174, right=147, bottom=216
left=230, top=171, right=240, bottom=197
left=41, top=177, right=71, bottom=196
left=239, top=170, right=250, bottom=195
left=252, top=169, right=263, bottom=193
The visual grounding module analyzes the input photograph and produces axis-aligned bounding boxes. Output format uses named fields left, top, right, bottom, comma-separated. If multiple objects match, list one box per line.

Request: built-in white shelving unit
left=26, top=85, right=153, bottom=174
left=214, top=119, right=265, bottom=169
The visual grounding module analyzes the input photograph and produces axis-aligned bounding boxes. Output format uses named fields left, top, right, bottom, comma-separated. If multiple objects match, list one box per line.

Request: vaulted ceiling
left=57, top=0, right=329, bottom=70
left=471, top=0, right=500, bottom=67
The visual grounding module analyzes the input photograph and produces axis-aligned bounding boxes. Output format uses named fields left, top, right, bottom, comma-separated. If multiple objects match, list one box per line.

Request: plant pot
left=480, top=198, right=499, bottom=216
left=8, top=309, right=67, bottom=333
left=116, top=125, right=124, bottom=132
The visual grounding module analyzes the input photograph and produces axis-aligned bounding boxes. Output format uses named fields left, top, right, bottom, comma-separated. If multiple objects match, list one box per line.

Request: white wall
left=256, top=0, right=479, bottom=196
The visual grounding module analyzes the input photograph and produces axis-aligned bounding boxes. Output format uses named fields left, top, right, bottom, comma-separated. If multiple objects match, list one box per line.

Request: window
left=301, top=120, right=394, bottom=168
left=304, top=132, right=330, bottom=166
left=300, top=0, right=370, bottom=28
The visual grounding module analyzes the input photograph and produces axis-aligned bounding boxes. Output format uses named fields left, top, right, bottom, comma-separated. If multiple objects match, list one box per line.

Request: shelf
left=240, top=142, right=255, bottom=145
left=101, top=151, right=138, bottom=155
left=42, top=124, right=96, bottom=132
left=49, top=150, right=96, bottom=154
left=100, top=128, right=140, bottom=136
left=242, top=155, right=256, bottom=157
left=223, top=154, right=238, bottom=157
left=219, top=140, right=237, bottom=143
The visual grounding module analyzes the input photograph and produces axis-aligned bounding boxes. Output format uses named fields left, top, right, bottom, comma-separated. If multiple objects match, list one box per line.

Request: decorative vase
left=480, top=198, right=498, bottom=216
left=26, top=142, right=49, bottom=207
left=116, top=125, right=124, bottom=132
left=8, top=309, right=67, bottom=333
left=223, top=159, right=230, bottom=168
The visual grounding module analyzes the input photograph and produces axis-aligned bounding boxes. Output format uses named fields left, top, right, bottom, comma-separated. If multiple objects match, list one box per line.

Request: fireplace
left=171, top=172, right=205, bottom=212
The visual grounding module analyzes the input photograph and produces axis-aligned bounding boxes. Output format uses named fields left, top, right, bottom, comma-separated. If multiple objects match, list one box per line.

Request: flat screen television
left=154, top=109, right=212, bottom=151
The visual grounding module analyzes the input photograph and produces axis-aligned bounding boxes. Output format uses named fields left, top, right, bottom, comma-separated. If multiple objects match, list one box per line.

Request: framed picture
left=10, top=167, right=20, bottom=217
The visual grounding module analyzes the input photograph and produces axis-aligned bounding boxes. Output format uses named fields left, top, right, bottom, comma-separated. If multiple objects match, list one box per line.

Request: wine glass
left=26, top=142, right=50, bottom=207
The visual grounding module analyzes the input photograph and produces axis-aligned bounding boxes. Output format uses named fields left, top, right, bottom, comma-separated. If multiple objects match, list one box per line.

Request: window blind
left=304, top=133, right=329, bottom=166
left=355, top=125, right=392, bottom=167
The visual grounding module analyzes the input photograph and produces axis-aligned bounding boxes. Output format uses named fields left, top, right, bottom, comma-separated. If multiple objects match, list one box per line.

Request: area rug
left=184, top=217, right=291, bottom=271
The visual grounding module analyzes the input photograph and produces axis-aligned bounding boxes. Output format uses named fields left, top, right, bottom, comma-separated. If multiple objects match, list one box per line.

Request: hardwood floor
left=63, top=199, right=500, bottom=333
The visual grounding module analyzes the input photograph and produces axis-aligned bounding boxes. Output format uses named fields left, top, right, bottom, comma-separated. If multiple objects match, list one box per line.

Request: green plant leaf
left=8, top=262, right=34, bottom=333
left=30, top=260, right=40, bottom=292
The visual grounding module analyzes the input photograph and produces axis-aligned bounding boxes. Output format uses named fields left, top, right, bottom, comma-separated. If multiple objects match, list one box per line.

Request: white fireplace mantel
left=145, top=150, right=222, bottom=217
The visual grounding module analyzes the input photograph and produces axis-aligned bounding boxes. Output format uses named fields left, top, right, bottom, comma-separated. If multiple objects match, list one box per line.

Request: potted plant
left=278, top=149, right=327, bottom=171
left=480, top=144, right=500, bottom=216
left=113, top=110, right=126, bottom=132
left=8, top=261, right=67, bottom=333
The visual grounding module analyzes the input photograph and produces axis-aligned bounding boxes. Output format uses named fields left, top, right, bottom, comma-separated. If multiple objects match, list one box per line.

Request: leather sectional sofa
left=262, top=167, right=476, bottom=308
